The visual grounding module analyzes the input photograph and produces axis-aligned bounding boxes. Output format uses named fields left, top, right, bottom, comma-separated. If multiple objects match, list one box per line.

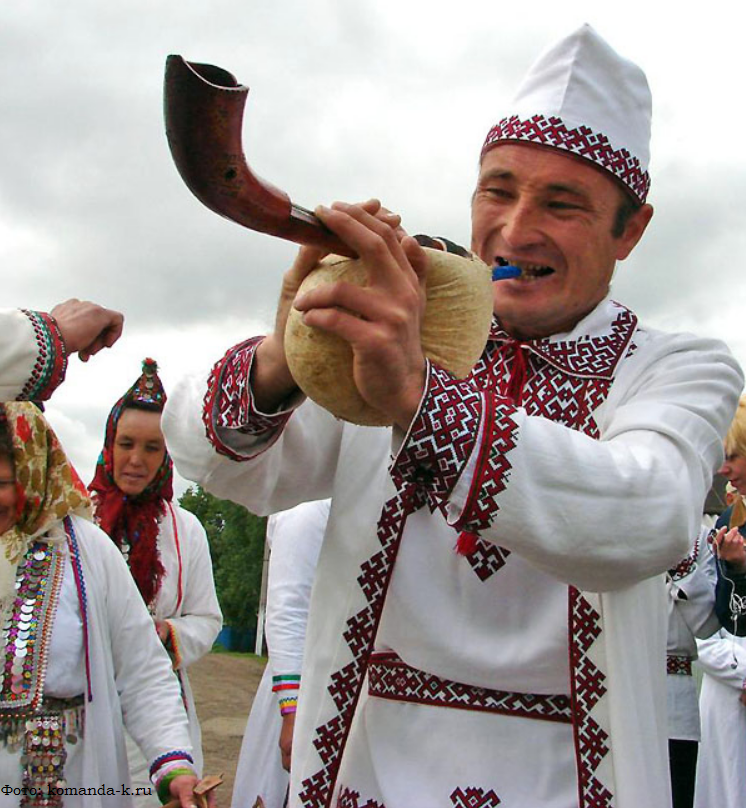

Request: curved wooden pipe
left=164, top=55, right=355, bottom=257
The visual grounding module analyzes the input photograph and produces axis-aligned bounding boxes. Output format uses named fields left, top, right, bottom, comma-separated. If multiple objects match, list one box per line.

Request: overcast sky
left=3, top=1, right=745, bottom=494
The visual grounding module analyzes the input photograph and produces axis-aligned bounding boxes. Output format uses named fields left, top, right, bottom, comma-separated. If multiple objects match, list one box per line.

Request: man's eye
left=548, top=201, right=581, bottom=210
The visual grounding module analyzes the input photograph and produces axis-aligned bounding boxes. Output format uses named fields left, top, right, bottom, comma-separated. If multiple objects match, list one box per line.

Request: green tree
left=179, top=485, right=266, bottom=630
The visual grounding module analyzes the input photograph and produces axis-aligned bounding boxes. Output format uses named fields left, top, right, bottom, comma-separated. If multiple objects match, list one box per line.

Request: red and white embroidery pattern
left=368, top=653, right=572, bottom=723
left=336, top=788, right=385, bottom=808
left=450, top=787, right=501, bottom=807
left=464, top=540, right=511, bottom=582
left=458, top=305, right=638, bottom=539
left=483, top=115, right=650, bottom=203
left=394, top=362, right=487, bottom=502
left=570, top=589, right=612, bottom=807
left=668, top=533, right=701, bottom=581
left=300, top=486, right=425, bottom=808
left=202, top=337, right=291, bottom=461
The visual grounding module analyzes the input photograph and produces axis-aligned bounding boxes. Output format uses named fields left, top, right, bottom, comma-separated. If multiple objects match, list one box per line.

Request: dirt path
left=189, top=651, right=267, bottom=801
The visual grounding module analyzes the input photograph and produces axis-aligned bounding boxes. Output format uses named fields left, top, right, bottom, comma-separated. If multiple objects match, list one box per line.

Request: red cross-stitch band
left=482, top=114, right=651, bottom=204
left=368, top=652, right=572, bottom=723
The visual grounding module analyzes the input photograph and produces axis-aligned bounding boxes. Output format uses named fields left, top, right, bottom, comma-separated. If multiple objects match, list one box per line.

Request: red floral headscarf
left=88, top=359, right=173, bottom=606
left=0, top=402, right=91, bottom=611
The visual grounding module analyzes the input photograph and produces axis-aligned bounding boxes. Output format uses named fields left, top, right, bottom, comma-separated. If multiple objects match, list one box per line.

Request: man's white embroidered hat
left=482, top=24, right=652, bottom=203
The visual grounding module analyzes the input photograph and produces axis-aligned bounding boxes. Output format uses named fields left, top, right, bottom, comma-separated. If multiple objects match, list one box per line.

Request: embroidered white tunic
left=231, top=500, right=327, bottom=808
left=0, top=515, right=194, bottom=808
left=124, top=503, right=222, bottom=805
left=163, top=297, right=743, bottom=808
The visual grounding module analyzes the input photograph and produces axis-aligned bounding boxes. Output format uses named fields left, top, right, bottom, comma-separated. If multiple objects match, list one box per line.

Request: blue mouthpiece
left=492, top=264, right=521, bottom=281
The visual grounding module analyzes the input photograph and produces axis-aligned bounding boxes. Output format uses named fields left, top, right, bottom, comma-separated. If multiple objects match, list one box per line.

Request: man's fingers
left=315, top=203, right=415, bottom=292
left=402, top=235, right=429, bottom=283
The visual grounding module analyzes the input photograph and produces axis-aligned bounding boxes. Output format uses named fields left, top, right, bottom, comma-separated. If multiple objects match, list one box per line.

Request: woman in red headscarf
left=89, top=360, right=222, bottom=805
left=0, top=401, right=206, bottom=807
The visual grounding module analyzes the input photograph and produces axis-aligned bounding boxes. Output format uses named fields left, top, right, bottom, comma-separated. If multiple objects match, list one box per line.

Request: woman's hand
left=168, top=774, right=217, bottom=808
left=279, top=712, right=296, bottom=772
left=712, top=526, right=746, bottom=573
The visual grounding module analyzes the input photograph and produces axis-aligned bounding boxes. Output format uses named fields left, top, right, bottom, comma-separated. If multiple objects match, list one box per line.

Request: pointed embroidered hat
left=482, top=24, right=652, bottom=203
left=129, top=357, right=167, bottom=409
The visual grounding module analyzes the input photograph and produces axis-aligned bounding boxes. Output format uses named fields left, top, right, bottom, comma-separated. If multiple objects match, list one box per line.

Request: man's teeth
left=519, top=264, right=552, bottom=277
left=496, top=259, right=553, bottom=280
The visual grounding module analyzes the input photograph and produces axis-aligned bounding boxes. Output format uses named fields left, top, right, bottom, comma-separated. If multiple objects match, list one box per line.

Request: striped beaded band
left=273, top=674, right=300, bottom=716
left=19, top=310, right=68, bottom=401
left=149, top=750, right=195, bottom=780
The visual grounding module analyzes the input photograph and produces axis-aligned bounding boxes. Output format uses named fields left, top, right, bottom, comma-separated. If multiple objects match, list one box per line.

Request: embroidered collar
left=488, top=297, right=638, bottom=380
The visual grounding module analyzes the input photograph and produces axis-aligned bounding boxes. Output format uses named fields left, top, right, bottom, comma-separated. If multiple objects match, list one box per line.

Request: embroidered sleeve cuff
left=150, top=752, right=196, bottom=791
left=19, top=310, right=68, bottom=400
left=201, top=337, right=298, bottom=461
left=391, top=361, right=484, bottom=498
left=272, top=674, right=300, bottom=715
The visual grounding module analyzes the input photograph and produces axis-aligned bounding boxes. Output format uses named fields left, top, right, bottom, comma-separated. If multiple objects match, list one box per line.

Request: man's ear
left=616, top=203, right=654, bottom=260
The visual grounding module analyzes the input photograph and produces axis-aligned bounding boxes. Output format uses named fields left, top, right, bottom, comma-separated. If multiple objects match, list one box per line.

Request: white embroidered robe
left=0, top=515, right=194, bottom=808
left=231, top=499, right=327, bottom=808
left=163, top=297, right=743, bottom=808
left=124, top=504, right=222, bottom=805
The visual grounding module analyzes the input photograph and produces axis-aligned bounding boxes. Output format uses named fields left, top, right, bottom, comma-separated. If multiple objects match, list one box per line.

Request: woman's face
left=719, top=450, right=746, bottom=498
left=0, top=456, right=17, bottom=533
left=112, top=408, right=166, bottom=497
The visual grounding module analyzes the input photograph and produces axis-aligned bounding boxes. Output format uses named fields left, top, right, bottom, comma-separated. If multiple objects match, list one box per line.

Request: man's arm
left=0, top=301, right=123, bottom=401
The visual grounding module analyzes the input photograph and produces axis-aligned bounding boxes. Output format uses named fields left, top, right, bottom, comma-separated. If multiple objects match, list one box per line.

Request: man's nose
left=500, top=201, right=542, bottom=249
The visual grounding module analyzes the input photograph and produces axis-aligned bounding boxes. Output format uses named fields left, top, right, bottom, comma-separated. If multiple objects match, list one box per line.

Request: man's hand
left=293, top=201, right=428, bottom=429
left=279, top=712, right=296, bottom=772
left=252, top=199, right=404, bottom=415
left=50, top=299, right=124, bottom=361
left=713, top=526, right=746, bottom=573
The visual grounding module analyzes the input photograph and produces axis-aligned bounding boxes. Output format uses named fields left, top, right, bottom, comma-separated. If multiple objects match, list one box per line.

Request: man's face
left=471, top=144, right=652, bottom=339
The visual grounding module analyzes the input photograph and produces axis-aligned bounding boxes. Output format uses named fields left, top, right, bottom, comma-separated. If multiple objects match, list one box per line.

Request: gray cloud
left=5, top=2, right=746, bottom=487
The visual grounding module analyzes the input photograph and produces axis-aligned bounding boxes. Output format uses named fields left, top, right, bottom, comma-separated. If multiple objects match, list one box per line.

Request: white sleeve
left=696, top=631, right=746, bottom=689
left=265, top=500, right=328, bottom=677
left=166, top=507, right=223, bottom=669
left=163, top=367, right=346, bottom=515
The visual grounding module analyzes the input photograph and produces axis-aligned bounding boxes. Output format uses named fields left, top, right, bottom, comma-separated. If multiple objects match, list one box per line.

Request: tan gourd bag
left=285, top=248, right=494, bottom=426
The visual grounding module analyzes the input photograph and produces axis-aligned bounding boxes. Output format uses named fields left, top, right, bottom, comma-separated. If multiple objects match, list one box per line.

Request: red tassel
left=506, top=340, right=527, bottom=404
left=456, top=530, right=479, bottom=556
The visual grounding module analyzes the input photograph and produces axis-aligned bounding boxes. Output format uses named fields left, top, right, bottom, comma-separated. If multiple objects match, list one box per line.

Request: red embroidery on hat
left=483, top=114, right=650, bottom=203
